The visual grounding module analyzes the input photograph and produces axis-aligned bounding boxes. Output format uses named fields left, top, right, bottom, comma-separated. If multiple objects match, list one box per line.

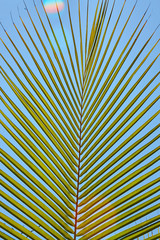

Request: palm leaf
left=1, top=0, right=159, bottom=239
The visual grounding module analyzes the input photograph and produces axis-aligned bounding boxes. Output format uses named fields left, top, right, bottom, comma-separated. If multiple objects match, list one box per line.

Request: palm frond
left=1, top=0, right=159, bottom=239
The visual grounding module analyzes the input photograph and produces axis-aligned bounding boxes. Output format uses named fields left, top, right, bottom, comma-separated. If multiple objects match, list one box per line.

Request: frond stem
left=74, top=75, right=85, bottom=238
left=74, top=98, right=83, bottom=238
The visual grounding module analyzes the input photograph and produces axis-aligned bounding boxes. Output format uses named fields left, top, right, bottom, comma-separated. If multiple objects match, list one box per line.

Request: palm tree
left=1, top=0, right=159, bottom=239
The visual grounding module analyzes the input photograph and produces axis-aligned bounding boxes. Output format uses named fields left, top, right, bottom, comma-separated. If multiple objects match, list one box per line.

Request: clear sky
left=1, top=0, right=160, bottom=239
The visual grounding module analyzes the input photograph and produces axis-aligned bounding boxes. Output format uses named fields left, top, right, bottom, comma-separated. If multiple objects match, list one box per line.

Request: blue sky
left=1, top=0, right=160, bottom=239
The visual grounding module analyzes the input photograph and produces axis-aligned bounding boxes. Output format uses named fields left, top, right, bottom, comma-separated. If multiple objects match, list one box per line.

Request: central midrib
left=74, top=82, right=85, bottom=239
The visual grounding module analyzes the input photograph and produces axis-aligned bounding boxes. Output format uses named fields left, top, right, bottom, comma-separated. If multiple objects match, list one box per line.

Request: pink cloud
left=44, top=2, right=64, bottom=13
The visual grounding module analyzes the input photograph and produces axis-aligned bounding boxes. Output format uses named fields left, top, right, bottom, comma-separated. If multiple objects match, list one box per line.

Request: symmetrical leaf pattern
left=1, top=0, right=159, bottom=239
